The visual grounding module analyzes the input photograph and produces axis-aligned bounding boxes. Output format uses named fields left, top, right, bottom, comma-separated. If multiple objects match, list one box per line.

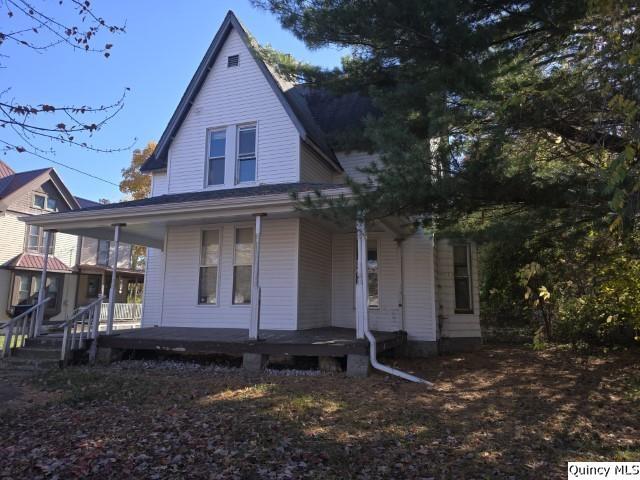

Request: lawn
left=1, top=346, right=639, bottom=479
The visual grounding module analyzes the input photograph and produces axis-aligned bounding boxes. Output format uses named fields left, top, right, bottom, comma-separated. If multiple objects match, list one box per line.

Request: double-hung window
left=236, top=125, right=256, bottom=183
left=367, top=239, right=380, bottom=308
left=33, top=194, right=45, bottom=209
left=232, top=227, right=253, bottom=304
left=207, top=129, right=226, bottom=186
left=25, top=225, right=54, bottom=254
left=198, top=230, right=220, bottom=304
left=453, top=244, right=473, bottom=313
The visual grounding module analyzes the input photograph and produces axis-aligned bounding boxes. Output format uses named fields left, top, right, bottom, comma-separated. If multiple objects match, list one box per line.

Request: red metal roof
left=5, top=253, right=72, bottom=273
left=0, top=160, right=15, bottom=179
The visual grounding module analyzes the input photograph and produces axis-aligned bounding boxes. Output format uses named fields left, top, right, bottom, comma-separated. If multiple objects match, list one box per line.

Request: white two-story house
left=25, top=11, right=481, bottom=360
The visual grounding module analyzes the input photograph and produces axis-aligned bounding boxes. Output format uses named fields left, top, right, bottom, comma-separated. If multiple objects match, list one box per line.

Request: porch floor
left=97, top=327, right=406, bottom=357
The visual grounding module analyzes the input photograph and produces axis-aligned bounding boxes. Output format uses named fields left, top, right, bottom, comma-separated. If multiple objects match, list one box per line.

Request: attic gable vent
left=227, top=54, right=239, bottom=67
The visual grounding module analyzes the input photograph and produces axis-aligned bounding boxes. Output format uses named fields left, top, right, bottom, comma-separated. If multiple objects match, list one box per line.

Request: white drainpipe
left=356, top=216, right=433, bottom=386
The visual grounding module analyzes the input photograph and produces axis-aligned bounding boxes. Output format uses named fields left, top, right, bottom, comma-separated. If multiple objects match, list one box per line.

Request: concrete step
left=13, top=347, right=60, bottom=360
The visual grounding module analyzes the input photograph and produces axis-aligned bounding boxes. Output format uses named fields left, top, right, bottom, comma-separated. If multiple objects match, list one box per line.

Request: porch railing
left=59, top=296, right=104, bottom=365
left=99, top=302, right=142, bottom=330
left=0, top=297, right=53, bottom=358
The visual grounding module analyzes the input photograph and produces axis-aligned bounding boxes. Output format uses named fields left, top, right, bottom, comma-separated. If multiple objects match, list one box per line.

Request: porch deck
left=97, top=327, right=406, bottom=357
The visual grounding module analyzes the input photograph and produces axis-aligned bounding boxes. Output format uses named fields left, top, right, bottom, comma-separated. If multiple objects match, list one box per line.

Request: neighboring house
left=24, top=11, right=481, bottom=355
left=0, top=161, right=144, bottom=325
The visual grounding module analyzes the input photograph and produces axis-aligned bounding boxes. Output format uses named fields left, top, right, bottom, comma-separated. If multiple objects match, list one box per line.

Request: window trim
left=197, top=228, right=222, bottom=306
left=231, top=225, right=254, bottom=306
left=32, top=193, right=59, bottom=212
left=32, top=193, right=46, bottom=209
left=205, top=127, right=227, bottom=187
left=453, top=244, right=474, bottom=314
left=235, top=123, right=257, bottom=185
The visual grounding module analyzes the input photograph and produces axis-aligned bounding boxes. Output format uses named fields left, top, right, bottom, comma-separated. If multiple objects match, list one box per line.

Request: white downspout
left=356, top=216, right=433, bottom=386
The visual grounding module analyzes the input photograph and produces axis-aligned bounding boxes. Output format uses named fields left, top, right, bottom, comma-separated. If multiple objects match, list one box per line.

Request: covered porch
left=21, top=183, right=418, bottom=376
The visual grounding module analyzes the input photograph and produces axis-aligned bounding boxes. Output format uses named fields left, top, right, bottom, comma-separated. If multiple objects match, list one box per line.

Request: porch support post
left=35, top=229, right=54, bottom=336
left=106, top=223, right=125, bottom=335
left=355, top=215, right=369, bottom=339
left=249, top=213, right=266, bottom=340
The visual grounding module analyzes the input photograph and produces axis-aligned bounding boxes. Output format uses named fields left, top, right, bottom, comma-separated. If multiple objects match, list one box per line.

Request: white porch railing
left=99, top=303, right=142, bottom=330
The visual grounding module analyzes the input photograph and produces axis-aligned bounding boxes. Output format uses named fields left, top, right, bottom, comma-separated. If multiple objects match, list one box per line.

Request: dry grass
left=1, top=346, right=639, bottom=479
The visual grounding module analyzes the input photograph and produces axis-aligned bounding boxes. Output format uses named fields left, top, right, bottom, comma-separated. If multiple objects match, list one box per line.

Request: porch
left=96, top=326, right=406, bottom=357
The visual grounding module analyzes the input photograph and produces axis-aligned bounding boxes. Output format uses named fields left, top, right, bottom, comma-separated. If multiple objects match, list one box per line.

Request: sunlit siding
left=0, top=213, right=25, bottom=265
left=167, top=28, right=300, bottom=194
left=159, top=218, right=298, bottom=330
left=141, top=247, right=165, bottom=327
left=436, top=239, right=482, bottom=338
left=54, top=233, right=78, bottom=268
left=297, top=219, right=332, bottom=329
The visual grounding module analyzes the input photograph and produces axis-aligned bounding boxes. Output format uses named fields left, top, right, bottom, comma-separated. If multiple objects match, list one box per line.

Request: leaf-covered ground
left=1, top=346, right=639, bottom=479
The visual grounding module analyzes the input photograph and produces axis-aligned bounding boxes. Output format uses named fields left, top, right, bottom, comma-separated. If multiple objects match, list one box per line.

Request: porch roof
left=21, top=183, right=352, bottom=249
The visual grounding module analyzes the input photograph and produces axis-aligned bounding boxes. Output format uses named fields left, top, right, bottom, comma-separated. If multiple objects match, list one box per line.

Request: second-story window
left=236, top=125, right=256, bottom=183
left=207, top=129, right=226, bottom=186
left=25, top=225, right=55, bottom=254
left=33, top=194, right=45, bottom=209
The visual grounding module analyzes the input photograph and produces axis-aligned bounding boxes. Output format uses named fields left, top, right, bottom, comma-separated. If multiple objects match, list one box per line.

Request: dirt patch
left=0, top=346, right=638, bottom=479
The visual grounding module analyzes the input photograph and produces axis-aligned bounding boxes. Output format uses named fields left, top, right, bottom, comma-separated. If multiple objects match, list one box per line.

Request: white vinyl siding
left=331, top=233, right=355, bottom=328
left=331, top=229, right=437, bottom=340
left=300, top=142, right=334, bottom=183
left=297, top=219, right=331, bottom=329
left=0, top=213, right=27, bottom=265
left=436, top=239, right=481, bottom=338
left=151, top=172, right=169, bottom=197
left=159, top=218, right=298, bottom=330
left=141, top=247, right=165, bottom=327
left=53, top=232, right=78, bottom=267
left=330, top=232, right=403, bottom=332
left=402, top=230, right=438, bottom=342
left=333, top=151, right=380, bottom=184
left=166, top=28, right=300, bottom=194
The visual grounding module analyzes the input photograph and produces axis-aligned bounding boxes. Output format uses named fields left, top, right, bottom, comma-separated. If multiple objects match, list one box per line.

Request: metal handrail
left=59, top=295, right=105, bottom=365
left=0, top=297, right=53, bottom=358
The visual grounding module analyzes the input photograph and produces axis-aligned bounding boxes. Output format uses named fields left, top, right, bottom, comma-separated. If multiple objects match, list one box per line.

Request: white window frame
left=32, top=193, right=46, bottom=210
left=32, top=193, right=59, bottom=212
left=205, top=127, right=227, bottom=187
left=235, top=123, right=257, bottom=185
left=197, top=228, right=221, bottom=306
left=231, top=226, right=254, bottom=306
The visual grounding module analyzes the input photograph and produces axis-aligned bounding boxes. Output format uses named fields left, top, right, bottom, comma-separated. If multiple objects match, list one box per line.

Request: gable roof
left=0, top=160, right=15, bottom=179
left=0, top=168, right=51, bottom=200
left=140, top=10, right=341, bottom=173
left=0, top=167, right=81, bottom=211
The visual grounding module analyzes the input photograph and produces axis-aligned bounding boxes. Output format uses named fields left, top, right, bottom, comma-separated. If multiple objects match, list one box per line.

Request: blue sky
left=2, top=1, right=345, bottom=202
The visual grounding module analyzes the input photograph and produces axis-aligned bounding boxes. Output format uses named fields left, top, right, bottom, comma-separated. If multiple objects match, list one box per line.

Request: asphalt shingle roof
left=69, top=182, right=342, bottom=213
